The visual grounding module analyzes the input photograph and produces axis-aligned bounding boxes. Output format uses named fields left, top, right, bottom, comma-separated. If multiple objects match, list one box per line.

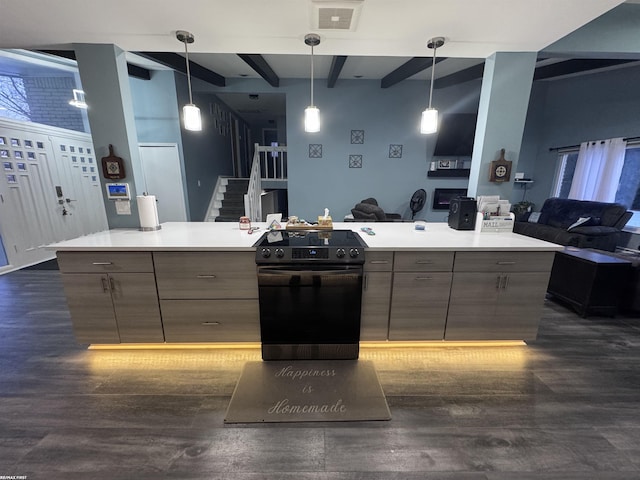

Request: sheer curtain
left=568, top=137, right=627, bottom=202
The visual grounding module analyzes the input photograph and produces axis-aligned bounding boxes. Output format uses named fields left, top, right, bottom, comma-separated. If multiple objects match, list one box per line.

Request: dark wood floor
left=1, top=270, right=640, bottom=480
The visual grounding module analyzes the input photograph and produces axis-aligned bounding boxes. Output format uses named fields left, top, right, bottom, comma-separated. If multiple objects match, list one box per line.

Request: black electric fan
left=409, top=189, right=427, bottom=220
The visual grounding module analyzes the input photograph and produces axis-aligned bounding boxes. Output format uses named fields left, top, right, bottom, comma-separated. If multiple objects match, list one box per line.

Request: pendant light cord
left=310, top=44, right=315, bottom=107
left=184, top=40, right=194, bottom=105
left=428, top=43, right=437, bottom=109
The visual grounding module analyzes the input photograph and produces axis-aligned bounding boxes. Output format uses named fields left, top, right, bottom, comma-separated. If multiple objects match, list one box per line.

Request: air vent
left=311, top=1, right=363, bottom=31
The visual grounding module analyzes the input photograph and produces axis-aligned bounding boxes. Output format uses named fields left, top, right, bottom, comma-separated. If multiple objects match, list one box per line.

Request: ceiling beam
left=237, top=54, right=279, bottom=87
left=138, top=52, right=226, bottom=87
left=39, top=49, right=152, bottom=80
left=381, top=57, right=446, bottom=89
left=126, top=63, right=151, bottom=80
left=327, top=56, right=348, bottom=88
left=533, top=58, right=635, bottom=80
left=433, top=63, right=485, bottom=89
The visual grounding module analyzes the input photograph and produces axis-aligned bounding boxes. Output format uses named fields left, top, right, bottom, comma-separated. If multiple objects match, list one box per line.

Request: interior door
left=138, top=144, right=188, bottom=223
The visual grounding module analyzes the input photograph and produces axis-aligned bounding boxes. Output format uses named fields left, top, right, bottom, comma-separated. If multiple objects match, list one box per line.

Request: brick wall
left=22, top=76, right=87, bottom=132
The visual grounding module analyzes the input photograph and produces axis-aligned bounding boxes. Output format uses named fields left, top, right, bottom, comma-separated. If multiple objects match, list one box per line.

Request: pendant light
left=420, top=36, right=445, bottom=134
left=176, top=30, right=202, bottom=132
left=304, top=33, right=321, bottom=133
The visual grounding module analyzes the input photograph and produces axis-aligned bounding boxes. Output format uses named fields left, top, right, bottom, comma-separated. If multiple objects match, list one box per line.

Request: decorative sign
left=224, top=360, right=390, bottom=423
left=489, top=148, right=512, bottom=182
left=101, top=144, right=126, bottom=180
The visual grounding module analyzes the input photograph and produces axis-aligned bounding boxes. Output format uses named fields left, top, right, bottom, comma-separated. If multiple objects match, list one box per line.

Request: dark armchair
left=350, top=197, right=402, bottom=222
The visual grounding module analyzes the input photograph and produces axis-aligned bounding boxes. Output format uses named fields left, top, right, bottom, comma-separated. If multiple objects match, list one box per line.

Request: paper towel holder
left=137, top=193, right=162, bottom=231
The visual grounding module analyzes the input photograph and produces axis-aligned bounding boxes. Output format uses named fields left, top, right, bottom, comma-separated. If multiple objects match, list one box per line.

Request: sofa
left=513, top=197, right=632, bottom=252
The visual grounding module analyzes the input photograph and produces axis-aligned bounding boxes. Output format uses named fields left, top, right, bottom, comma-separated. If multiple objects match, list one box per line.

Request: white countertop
left=48, top=221, right=562, bottom=252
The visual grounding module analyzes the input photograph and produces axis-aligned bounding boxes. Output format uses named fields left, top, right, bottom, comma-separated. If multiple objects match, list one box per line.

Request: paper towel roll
left=137, top=195, right=160, bottom=231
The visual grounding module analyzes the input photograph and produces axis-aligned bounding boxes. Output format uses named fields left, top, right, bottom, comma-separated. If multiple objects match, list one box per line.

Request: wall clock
left=101, top=144, right=126, bottom=180
left=489, top=148, right=512, bottom=182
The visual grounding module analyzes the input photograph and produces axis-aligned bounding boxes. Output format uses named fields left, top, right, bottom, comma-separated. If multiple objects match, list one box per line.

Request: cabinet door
left=444, top=272, right=500, bottom=340
left=110, top=273, right=164, bottom=343
left=360, top=271, right=392, bottom=340
left=494, top=272, right=550, bottom=340
left=61, top=273, right=120, bottom=344
left=389, top=272, right=452, bottom=340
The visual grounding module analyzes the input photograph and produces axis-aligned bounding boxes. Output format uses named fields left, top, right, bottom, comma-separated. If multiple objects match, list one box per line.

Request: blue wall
left=130, top=72, right=239, bottom=221
left=518, top=64, right=640, bottom=211
left=284, top=78, right=481, bottom=221
left=207, top=77, right=481, bottom=221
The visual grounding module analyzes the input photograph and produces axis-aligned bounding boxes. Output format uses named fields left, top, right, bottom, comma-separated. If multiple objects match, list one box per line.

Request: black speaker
left=448, top=197, right=477, bottom=230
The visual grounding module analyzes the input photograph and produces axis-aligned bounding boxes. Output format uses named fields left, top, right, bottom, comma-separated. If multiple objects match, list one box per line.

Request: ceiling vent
left=311, top=0, right=364, bottom=31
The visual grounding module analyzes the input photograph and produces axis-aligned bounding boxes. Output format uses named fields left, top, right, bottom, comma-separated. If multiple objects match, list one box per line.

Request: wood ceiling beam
left=237, top=54, right=279, bottom=87
left=433, top=63, right=485, bottom=89
left=533, top=58, right=635, bottom=80
left=381, top=57, right=446, bottom=89
left=327, top=56, right=348, bottom=88
left=138, top=52, right=226, bottom=87
left=39, top=50, right=152, bottom=80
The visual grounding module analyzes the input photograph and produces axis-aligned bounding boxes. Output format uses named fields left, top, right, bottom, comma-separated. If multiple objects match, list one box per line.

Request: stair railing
left=244, top=143, right=288, bottom=222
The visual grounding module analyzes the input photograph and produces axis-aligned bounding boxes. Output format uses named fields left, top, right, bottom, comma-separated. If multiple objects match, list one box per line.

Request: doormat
left=224, top=360, right=391, bottom=423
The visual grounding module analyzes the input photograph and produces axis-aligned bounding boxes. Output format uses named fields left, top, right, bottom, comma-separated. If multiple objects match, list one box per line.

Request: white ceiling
left=0, top=0, right=627, bottom=81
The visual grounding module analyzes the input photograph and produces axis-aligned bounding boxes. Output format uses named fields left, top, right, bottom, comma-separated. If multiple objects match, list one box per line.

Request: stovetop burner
left=253, top=229, right=367, bottom=264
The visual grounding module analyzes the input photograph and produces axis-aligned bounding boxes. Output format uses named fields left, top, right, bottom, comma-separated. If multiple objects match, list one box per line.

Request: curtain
left=568, top=137, right=627, bottom=202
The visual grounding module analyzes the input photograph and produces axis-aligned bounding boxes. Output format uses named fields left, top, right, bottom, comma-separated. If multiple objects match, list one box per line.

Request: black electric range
left=253, top=229, right=368, bottom=360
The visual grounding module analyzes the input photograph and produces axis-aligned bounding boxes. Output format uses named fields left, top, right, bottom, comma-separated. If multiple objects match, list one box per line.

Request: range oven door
left=257, top=264, right=363, bottom=360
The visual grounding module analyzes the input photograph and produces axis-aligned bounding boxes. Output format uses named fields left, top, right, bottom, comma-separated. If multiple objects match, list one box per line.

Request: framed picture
left=438, top=159, right=456, bottom=169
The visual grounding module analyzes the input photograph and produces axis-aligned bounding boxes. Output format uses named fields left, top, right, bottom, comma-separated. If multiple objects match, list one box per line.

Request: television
left=432, top=188, right=468, bottom=210
left=433, top=113, right=477, bottom=157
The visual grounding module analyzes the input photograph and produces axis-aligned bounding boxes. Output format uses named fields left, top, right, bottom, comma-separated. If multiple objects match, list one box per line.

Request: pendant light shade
left=304, top=106, right=320, bottom=133
left=420, top=36, right=445, bottom=135
left=183, top=104, right=202, bottom=131
left=420, top=108, right=438, bottom=134
left=304, top=33, right=321, bottom=133
left=176, top=30, right=202, bottom=132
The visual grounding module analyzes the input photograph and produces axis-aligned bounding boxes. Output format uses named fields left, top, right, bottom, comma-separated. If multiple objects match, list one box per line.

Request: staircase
left=211, top=178, right=249, bottom=222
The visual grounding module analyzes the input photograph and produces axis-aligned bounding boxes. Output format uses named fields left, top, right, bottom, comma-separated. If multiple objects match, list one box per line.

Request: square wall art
left=349, top=154, right=363, bottom=168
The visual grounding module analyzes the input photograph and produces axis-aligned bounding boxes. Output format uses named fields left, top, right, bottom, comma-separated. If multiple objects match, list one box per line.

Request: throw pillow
left=567, top=216, right=600, bottom=231
left=528, top=212, right=541, bottom=223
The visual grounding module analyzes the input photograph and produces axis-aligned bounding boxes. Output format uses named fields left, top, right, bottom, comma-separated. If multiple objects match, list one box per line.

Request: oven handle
left=257, top=266, right=362, bottom=277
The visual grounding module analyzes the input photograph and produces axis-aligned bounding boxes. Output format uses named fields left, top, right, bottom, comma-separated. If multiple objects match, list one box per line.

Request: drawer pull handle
left=92, top=262, right=113, bottom=265
left=415, top=276, right=433, bottom=280
left=196, top=275, right=217, bottom=279
left=497, top=261, right=516, bottom=265
left=416, top=260, right=435, bottom=264
left=370, top=261, right=389, bottom=264
left=202, top=321, right=220, bottom=326
left=101, top=277, right=110, bottom=293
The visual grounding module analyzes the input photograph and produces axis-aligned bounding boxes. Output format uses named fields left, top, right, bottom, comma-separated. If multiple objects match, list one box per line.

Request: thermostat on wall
left=105, top=183, right=131, bottom=200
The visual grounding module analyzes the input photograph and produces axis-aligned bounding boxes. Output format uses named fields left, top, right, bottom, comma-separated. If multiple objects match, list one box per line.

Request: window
left=0, top=75, right=30, bottom=121
left=553, top=145, right=640, bottom=231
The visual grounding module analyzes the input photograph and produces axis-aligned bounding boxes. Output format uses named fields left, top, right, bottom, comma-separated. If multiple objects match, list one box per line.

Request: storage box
left=476, top=213, right=515, bottom=232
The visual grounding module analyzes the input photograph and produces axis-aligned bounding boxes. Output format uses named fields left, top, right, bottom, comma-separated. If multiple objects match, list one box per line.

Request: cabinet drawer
left=393, top=251, right=454, bottom=272
left=154, top=252, right=258, bottom=299
left=57, top=251, right=154, bottom=273
left=364, top=251, right=394, bottom=272
left=453, top=251, right=555, bottom=272
left=160, top=299, right=260, bottom=342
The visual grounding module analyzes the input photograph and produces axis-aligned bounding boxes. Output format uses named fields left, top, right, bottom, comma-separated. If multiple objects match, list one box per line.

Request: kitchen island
left=50, top=222, right=561, bottom=345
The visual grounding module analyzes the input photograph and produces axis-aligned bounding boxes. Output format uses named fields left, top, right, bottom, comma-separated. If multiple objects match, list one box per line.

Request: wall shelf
left=427, top=169, right=470, bottom=178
